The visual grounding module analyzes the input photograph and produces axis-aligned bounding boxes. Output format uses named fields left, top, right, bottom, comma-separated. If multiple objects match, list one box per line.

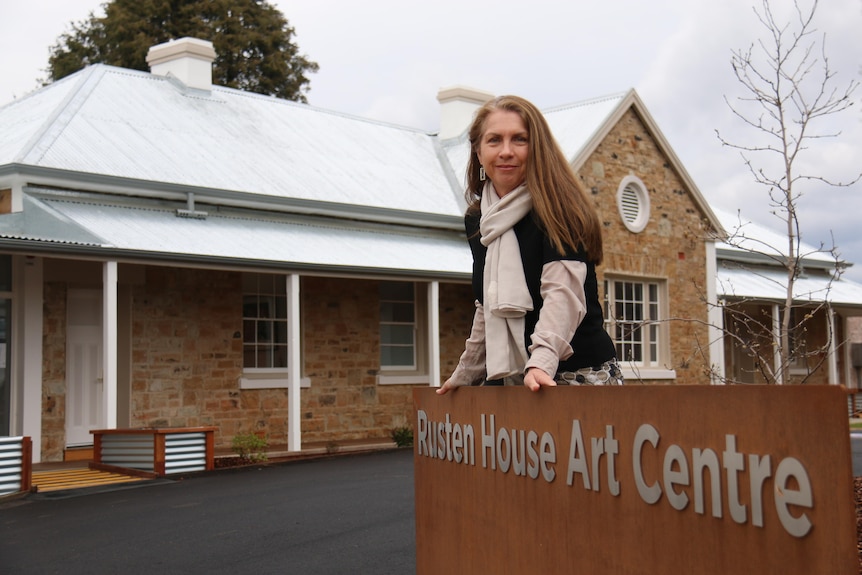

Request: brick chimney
left=146, top=37, right=216, bottom=91
left=436, top=86, right=495, bottom=140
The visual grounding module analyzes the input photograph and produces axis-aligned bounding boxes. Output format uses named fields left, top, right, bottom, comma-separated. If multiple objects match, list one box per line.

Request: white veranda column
left=20, top=256, right=44, bottom=461
left=772, top=303, right=783, bottom=385
left=428, top=281, right=440, bottom=387
left=827, top=305, right=838, bottom=385
left=704, top=241, right=725, bottom=384
left=103, top=261, right=118, bottom=427
left=287, top=273, right=301, bottom=452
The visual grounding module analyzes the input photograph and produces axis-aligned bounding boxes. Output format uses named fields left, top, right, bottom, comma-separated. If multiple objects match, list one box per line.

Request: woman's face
left=477, top=109, right=529, bottom=197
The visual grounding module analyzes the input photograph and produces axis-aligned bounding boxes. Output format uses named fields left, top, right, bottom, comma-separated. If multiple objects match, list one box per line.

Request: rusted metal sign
left=414, top=385, right=856, bottom=574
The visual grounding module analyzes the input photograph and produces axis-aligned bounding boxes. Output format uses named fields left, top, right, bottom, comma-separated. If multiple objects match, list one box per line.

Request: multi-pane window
left=604, top=279, right=663, bottom=366
left=242, top=274, right=288, bottom=369
left=379, top=281, right=416, bottom=369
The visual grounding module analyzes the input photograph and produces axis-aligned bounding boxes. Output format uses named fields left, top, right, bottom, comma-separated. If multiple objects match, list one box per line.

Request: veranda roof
left=714, top=209, right=862, bottom=309
left=0, top=189, right=472, bottom=279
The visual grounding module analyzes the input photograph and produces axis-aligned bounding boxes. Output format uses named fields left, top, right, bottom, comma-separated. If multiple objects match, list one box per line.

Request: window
left=616, top=175, right=650, bottom=233
left=378, top=281, right=429, bottom=385
left=379, top=281, right=416, bottom=369
left=604, top=278, right=666, bottom=369
left=242, top=273, right=288, bottom=369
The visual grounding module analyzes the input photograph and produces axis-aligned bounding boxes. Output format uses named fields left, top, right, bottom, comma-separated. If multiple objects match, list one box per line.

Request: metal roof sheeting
left=0, top=76, right=80, bottom=165
left=717, top=264, right=862, bottom=307
left=4, top=65, right=463, bottom=219
left=0, top=66, right=638, bottom=276
left=714, top=209, right=861, bottom=306
left=714, top=208, right=838, bottom=267
left=544, top=93, right=626, bottom=159
left=13, top=191, right=472, bottom=278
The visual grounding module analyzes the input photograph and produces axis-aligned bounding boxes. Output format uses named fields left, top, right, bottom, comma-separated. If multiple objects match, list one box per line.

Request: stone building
left=3, top=37, right=854, bottom=464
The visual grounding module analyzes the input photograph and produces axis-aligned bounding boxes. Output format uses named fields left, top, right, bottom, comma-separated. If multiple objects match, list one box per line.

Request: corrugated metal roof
left=6, top=190, right=472, bottom=278
left=717, top=264, right=862, bottom=307
left=0, top=68, right=636, bottom=275
left=715, top=207, right=837, bottom=266
left=2, top=65, right=464, bottom=219
left=714, top=209, right=861, bottom=306
left=0, top=194, right=104, bottom=246
left=544, top=93, right=627, bottom=158
left=0, top=75, right=80, bottom=165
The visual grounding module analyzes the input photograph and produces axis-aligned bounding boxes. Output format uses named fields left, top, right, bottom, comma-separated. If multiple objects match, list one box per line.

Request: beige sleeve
left=525, top=260, right=588, bottom=377
left=447, top=300, right=487, bottom=386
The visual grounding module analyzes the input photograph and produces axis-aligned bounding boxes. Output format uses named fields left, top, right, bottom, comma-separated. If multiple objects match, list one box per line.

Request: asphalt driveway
left=0, top=449, right=416, bottom=575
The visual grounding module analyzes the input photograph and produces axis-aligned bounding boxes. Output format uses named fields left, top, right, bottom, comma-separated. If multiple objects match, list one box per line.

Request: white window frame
left=239, top=272, right=308, bottom=389
left=377, top=281, right=430, bottom=385
left=604, top=276, right=675, bottom=381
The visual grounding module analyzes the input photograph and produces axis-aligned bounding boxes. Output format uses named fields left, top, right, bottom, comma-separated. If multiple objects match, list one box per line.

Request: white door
left=66, top=289, right=104, bottom=447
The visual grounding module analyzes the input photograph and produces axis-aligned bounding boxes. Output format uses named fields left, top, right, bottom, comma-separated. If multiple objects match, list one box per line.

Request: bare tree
left=715, top=0, right=859, bottom=384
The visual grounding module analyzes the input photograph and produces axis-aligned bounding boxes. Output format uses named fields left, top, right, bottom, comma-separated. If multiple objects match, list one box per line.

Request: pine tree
left=47, top=0, right=318, bottom=102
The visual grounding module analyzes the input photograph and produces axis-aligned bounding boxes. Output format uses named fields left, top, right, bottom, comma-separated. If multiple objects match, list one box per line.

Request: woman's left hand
left=524, top=367, right=556, bottom=392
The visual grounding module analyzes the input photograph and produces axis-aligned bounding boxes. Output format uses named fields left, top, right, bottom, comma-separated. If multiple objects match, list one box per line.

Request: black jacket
left=466, top=211, right=616, bottom=371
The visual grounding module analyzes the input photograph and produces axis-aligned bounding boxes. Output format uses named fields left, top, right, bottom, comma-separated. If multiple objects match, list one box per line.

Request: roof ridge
left=210, top=83, right=434, bottom=135
left=15, top=65, right=108, bottom=165
left=99, top=62, right=434, bottom=134
left=542, top=90, right=629, bottom=114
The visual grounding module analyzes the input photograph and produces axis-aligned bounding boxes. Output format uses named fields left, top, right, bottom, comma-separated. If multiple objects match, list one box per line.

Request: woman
left=437, top=95, right=622, bottom=394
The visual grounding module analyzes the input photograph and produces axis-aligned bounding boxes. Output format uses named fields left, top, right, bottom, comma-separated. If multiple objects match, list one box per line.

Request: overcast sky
left=2, top=0, right=861, bottom=281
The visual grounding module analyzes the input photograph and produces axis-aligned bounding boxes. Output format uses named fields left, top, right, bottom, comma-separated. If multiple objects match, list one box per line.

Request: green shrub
left=391, top=426, right=413, bottom=448
left=231, top=433, right=268, bottom=462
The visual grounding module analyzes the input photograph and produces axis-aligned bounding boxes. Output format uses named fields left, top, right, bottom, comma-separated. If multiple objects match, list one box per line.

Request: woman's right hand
left=524, top=367, right=556, bottom=392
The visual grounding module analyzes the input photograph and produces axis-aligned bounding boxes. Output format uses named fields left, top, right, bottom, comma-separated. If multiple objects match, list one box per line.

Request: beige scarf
left=480, top=182, right=533, bottom=379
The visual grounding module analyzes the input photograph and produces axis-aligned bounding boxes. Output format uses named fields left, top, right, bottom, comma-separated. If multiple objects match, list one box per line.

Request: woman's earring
left=479, top=167, right=486, bottom=181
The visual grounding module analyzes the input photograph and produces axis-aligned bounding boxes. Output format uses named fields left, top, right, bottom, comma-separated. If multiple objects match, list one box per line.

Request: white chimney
left=146, top=37, right=216, bottom=91
left=436, top=86, right=495, bottom=140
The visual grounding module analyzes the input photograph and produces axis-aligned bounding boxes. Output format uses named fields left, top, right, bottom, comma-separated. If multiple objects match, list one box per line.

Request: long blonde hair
left=466, top=95, right=603, bottom=264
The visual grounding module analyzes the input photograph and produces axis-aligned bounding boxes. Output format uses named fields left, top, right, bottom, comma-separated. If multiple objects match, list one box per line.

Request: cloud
left=3, top=0, right=860, bottom=281
left=636, top=0, right=862, bottom=281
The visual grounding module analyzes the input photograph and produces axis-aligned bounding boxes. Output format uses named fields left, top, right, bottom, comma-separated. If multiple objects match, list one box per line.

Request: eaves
left=0, top=163, right=465, bottom=232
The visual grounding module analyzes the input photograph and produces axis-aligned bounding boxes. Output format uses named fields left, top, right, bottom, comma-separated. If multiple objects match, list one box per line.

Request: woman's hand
left=524, top=367, right=556, bottom=392
left=436, top=378, right=459, bottom=395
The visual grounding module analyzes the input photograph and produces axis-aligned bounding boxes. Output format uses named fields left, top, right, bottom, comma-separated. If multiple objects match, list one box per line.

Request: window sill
left=239, top=375, right=311, bottom=390
left=620, top=367, right=677, bottom=382
left=376, top=374, right=430, bottom=386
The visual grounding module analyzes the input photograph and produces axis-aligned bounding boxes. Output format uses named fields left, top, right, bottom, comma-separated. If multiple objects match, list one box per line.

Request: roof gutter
left=0, top=237, right=472, bottom=282
left=717, top=246, right=847, bottom=271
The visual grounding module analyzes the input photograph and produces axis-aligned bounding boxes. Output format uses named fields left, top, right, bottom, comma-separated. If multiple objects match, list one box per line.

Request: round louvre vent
left=616, top=175, right=650, bottom=233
